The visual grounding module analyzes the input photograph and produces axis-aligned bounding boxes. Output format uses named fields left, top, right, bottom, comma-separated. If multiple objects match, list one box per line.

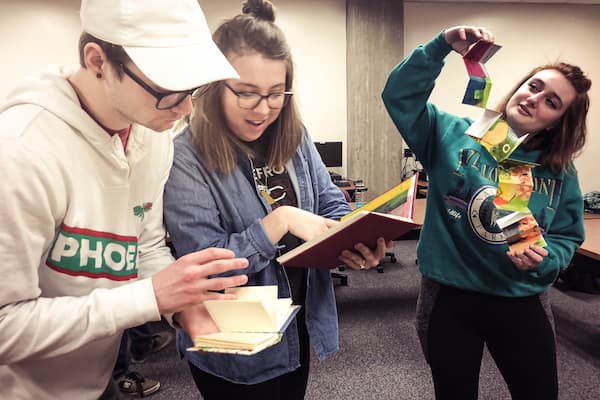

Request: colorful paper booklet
left=188, top=286, right=300, bottom=355
left=495, top=210, right=547, bottom=253
left=493, top=161, right=546, bottom=253
left=459, top=39, right=547, bottom=254
left=465, top=109, right=527, bottom=163
left=462, top=40, right=502, bottom=108
left=276, top=175, right=419, bottom=269
left=494, top=162, right=535, bottom=212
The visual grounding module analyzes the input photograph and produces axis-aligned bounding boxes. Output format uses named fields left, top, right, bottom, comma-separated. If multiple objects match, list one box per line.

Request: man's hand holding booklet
left=188, top=286, right=300, bottom=355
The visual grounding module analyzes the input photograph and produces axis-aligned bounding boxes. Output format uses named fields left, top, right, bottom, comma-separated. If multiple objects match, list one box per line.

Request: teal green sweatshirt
left=381, top=32, right=584, bottom=297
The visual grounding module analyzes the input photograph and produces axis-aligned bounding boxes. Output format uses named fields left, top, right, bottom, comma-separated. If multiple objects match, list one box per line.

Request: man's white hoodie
left=0, top=66, right=175, bottom=399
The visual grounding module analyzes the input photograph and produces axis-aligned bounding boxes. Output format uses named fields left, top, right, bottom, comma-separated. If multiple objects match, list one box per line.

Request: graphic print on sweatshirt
left=46, top=224, right=138, bottom=280
left=443, top=147, right=562, bottom=246
left=133, top=202, right=153, bottom=220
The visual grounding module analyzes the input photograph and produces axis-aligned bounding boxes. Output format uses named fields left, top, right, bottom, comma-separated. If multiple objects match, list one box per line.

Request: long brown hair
left=495, top=62, right=591, bottom=173
left=191, top=0, right=303, bottom=175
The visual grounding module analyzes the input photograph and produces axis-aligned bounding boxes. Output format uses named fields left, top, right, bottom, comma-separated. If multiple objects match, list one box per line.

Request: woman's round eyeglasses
left=224, top=83, right=293, bottom=110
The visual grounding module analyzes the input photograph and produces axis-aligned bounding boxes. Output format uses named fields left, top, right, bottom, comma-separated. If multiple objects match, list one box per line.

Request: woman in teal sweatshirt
left=382, top=26, right=591, bottom=400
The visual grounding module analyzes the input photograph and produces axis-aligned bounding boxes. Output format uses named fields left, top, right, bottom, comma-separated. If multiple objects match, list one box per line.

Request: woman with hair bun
left=164, top=1, right=387, bottom=398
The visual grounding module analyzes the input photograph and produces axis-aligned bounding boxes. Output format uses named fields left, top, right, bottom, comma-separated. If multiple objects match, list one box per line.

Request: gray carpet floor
left=135, top=240, right=600, bottom=399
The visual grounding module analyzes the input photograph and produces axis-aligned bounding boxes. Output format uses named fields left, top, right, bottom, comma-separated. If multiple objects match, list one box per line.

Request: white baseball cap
left=80, top=0, right=239, bottom=91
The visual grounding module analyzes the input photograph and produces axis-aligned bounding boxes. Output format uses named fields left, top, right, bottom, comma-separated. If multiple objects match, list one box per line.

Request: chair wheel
left=390, top=255, right=397, bottom=263
left=376, top=265, right=384, bottom=273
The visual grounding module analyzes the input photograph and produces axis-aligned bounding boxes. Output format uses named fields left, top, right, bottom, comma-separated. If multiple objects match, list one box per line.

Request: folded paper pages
left=188, top=286, right=300, bottom=355
left=462, top=41, right=501, bottom=108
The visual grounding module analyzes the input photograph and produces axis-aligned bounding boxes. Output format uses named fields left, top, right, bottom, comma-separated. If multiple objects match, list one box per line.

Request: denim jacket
left=163, top=126, right=351, bottom=384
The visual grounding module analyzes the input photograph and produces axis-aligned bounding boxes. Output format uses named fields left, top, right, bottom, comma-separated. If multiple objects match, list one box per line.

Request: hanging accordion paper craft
left=461, top=41, right=547, bottom=253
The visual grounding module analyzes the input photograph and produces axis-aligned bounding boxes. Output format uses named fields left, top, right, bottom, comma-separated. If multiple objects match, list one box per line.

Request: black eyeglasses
left=224, top=83, right=293, bottom=110
left=121, top=64, right=196, bottom=110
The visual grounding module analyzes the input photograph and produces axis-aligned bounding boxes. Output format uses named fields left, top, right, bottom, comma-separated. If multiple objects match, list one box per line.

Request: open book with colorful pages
left=276, top=175, right=419, bottom=269
left=188, top=286, right=300, bottom=355
left=342, top=174, right=419, bottom=221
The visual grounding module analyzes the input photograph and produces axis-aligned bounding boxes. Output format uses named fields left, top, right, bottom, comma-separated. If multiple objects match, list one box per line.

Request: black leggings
left=188, top=313, right=311, bottom=400
left=418, top=280, right=557, bottom=400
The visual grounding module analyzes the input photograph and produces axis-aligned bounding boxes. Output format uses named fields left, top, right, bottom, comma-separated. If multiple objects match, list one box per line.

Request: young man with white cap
left=0, top=0, right=248, bottom=399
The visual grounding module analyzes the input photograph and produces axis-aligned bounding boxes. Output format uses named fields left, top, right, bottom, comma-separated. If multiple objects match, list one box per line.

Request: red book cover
left=276, top=211, right=418, bottom=269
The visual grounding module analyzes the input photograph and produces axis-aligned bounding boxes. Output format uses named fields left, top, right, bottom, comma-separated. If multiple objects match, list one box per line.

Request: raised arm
left=381, top=26, right=494, bottom=165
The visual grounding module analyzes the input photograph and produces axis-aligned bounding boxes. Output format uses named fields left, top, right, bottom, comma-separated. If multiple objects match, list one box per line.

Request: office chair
left=376, top=252, right=397, bottom=273
left=331, top=266, right=348, bottom=286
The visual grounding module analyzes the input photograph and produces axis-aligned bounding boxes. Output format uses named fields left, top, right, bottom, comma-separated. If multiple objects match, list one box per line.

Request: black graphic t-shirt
left=249, top=143, right=307, bottom=306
